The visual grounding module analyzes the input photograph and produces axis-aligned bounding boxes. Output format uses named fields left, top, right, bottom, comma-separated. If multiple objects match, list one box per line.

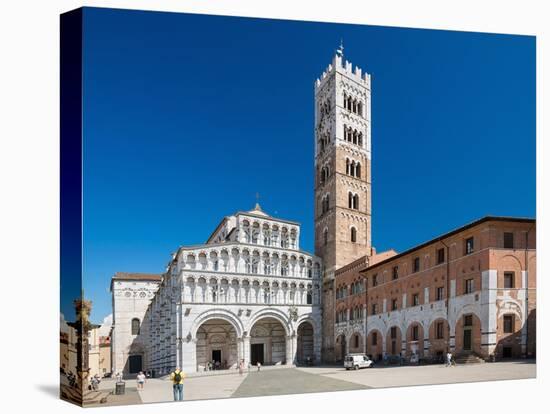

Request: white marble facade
left=112, top=205, right=322, bottom=376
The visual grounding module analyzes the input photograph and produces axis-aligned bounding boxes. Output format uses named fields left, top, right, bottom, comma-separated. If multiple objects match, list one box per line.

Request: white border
left=0, top=1, right=547, bottom=413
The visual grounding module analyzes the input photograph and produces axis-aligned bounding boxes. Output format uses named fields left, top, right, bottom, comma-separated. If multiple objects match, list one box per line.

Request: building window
left=412, top=325, right=419, bottom=341
left=436, top=321, right=444, bottom=339
left=464, top=278, right=474, bottom=294
left=354, top=335, right=359, bottom=348
left=413, top=257, right=420, bottom=273
left=323, top=228, right=328, bottom=246
left=351, top=227, right=357, bottom=243
left=372, top=332, right=378, bottom=345
left=371, top=303, right=377, bottom=315
left=504, top=232, right=514, bottom=249
left=131, top=318, right=140, bottom=335
left=391, top=298, right=398, bottom=311
left=503, top=314, right=515, bottom=333
left=392, top=266, right=399, bottom=280
left=437, top=248, right=445, bottom=264
left=307, top=292, right=312, bottom=304
left=412, top=293, right=419, bottom=306
left=464, top=237, right=474, bottom=255
left=504, top=272, right=515, bottom=289
left=464, top=314, right=473, bottom=327
left=436, top=286, right=444, bottom=301
left=390, top=327, right=397, bottom=339
left=372, top=274, right=378, bottom=287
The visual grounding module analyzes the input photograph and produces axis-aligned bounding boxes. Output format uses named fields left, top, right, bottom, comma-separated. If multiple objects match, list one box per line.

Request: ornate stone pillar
left=286, top=334, right=298, bottom=365
left=242, top=335, right=251, bottom=366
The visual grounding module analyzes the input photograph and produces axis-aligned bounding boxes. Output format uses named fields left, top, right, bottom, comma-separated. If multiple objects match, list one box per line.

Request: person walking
left=238, top=359, right=244, bottom=376
left=257, top=361, right=261, bottom=372
left=446, top=351, right=452, bottom=367
left=170, top=367, right=185, bottom=401
left=136, top=371, right=146, bottom=390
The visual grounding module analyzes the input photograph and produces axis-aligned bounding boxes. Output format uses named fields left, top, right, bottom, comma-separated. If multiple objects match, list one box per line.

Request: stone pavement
left=85, top=361, right=536, bottom=406
left=232, top=367, right=368, bottom=398
left=296, top=360, right=536, bottom=389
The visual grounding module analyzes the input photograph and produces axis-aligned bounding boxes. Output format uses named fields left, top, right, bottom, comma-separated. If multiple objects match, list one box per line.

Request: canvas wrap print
left=60, top=7, right=536, bottom=407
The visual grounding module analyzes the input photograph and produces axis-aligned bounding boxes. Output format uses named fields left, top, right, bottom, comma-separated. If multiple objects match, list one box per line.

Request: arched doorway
left=335, top=334, right=346, bottom=361
left=196, top=318, right=238, bottom=371
left=406, top=322, right=424, bottom=359
left=249, top=317, right=286, bottom=365
left=349, top=332, right=363, bottom=354
left=455, top=313, right=482, bottom=356
left=297, top=321, right=314, bottom=364
left=367, top=329, right=383, bottom=361
left=386, top=326, right=402, bottom=356
left=428, top=318, right=449, bottom=358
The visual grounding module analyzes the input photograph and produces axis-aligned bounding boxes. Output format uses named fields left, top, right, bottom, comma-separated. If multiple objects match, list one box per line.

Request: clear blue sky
left=76, top=7, right=535, bottom=323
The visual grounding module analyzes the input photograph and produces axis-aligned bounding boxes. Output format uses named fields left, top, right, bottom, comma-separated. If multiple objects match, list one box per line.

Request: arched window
left=358, top=102, right=363, bottom=117
left=350, top=161, right=356, bottom=177
left=348, top=192, right=353, bottom=209
left=307, top=292, right=312, bottom=304
left=351, top=227, right=357, bottom=243
left=358, top=133, right=363, bottom=147
left=131, top=318, right=140, bottom=335
left=353, top=194, right=359, bottom=210
left=346, top=158, right=350, bottom=175
left=353, top=130, right=357, bottom=144
left=356, top=163, right=361, bottom=178
left=323, top=228, right=328, bottom=246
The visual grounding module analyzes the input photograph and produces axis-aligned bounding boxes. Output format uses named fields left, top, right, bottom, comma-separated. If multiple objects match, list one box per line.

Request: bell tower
left=314, top=45, right=373, bottom=361
left=314, top=45, right=372, bottom=277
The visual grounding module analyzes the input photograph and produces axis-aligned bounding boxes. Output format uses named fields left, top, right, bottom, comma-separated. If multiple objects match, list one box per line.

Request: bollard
left=115, top=381, right=125, bottom=395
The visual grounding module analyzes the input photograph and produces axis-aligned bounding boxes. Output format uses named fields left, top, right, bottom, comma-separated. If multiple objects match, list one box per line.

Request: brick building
left=333, top=216, right=536, bottom=362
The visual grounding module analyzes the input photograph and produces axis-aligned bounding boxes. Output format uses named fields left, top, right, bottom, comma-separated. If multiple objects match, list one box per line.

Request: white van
left=344, top=354, right=374, bottom=370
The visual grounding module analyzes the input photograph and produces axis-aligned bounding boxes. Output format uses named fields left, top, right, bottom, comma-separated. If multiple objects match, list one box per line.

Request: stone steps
left=454, top=353, right=485, bottom=364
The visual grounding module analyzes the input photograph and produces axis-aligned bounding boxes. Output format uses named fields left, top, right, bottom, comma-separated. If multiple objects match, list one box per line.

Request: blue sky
left=76, top=7, right=535, bottom=323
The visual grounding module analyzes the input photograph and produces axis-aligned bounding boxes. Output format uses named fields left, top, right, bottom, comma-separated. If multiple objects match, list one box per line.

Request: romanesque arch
left=366, top=329, right=383, bottom=361
left=405, top=322, right=424, bottom=358
left=428, top=318, right=449, bottom=357
left=297, top=321, right=314, bottom=363
left=386, top=325, right=402, bottom=356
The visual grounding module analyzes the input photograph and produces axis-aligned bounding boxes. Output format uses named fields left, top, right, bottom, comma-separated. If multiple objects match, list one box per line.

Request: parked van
left=344, top=354, right=374, bottom=370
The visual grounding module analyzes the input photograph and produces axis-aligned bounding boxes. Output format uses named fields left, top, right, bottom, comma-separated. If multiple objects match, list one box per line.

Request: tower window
left=323, top=228, right=328, bottom=246
left=351, top=227, right=357, bottom=243
left=352, top=194, right=359, bottom=210
left=131, top=318, right=140, bottom=335
left=348, top=192, right=353, bottom=209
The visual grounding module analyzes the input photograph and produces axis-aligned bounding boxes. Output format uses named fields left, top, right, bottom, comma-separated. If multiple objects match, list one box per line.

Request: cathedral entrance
left=196, top=318, right=238, bottom=371
left=250, top=344, right=264, bottom=365
left=212, top=350, right=222, bottom=365
left=297, top=321, right=314, bottom=364
left=128, top=355, right=142, bottom=374
left=249, top=317, right=286, bottom=365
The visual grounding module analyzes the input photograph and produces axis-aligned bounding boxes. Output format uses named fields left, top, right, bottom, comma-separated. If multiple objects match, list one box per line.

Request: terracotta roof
left=112, top=272, right=162, bottom=281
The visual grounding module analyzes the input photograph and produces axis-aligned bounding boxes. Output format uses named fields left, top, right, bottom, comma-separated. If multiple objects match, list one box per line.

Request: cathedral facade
left=111, top=205, right=322, bottom=376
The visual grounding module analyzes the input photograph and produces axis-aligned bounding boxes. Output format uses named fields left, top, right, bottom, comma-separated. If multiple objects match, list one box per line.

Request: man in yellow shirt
left=170, top=367, right=185, bottom=401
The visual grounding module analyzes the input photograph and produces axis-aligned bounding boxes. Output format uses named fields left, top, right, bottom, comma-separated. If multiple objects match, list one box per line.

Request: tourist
left=238, top=359, right=244, bottom=376
left=116, top=372, right=123, bottom=382
left=446, top=351, right=452, bottom=367
left=90, top=374, right=100, bottom=391
left=170, top=367, right=185, bottom=401
left=257, top=361, right=261, bottom=372
left=136, top=371, right=146, bottom=390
